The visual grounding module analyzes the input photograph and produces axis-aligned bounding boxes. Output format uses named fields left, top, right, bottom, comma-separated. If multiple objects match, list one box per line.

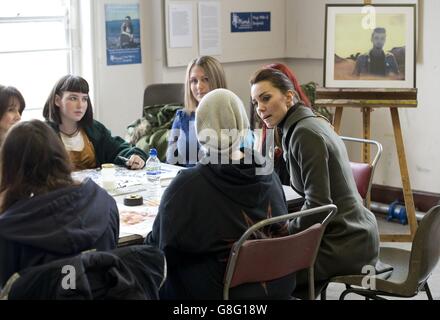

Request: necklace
left=60, top=127, right=80, bottom=137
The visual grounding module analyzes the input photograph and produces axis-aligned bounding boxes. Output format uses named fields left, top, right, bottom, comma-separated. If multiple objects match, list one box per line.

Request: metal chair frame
left=341, top=136, right=383, bottom=207
left=223, top=204, right=337, bottom=300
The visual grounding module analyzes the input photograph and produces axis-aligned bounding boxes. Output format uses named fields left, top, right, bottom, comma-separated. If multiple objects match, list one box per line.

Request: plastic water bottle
left=145, top=148, right=161, bottom=201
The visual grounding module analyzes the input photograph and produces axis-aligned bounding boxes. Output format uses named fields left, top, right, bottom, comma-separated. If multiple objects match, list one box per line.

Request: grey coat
left=281, top=105, right=379, bottom=282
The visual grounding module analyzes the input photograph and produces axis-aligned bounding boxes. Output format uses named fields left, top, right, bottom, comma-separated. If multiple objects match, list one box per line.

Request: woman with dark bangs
left=0, top=120, right=119, bottom=289
left=43, top=75, right=147, bottom=170
left=0, top=85, right=26, bottom=145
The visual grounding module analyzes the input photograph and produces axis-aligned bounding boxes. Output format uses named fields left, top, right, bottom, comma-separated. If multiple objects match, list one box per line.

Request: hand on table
left=126, top=155, right=145, bottom=170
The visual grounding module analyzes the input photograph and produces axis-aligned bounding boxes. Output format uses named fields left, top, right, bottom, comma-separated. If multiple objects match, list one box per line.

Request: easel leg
left=388, top=108, right=418, bottom=241
left=362, top=107, right=372, bottom=208
left=333, top=107, right=343, bottom=134
left=362, top=108, right=371, bottom=163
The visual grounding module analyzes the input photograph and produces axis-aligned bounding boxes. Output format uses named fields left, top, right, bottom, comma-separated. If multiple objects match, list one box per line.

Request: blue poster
left=105, top=4, right=142, bottom=66
left=231, top=12, right=271, bottom=33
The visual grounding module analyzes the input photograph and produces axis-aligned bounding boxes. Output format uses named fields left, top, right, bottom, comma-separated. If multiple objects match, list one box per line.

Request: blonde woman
left=166, top=56, right=227, bottom=167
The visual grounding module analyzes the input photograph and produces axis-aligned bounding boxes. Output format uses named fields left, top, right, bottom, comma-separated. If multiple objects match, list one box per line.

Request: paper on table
left=160, top=163, right=182, bottom=181
left=72, top=167, right=147, bottom=196
left=118, top=202, right=158, bottom=237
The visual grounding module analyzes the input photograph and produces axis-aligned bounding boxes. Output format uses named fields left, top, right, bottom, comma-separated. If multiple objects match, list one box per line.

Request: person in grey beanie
left=145, top=89, right=296, bottom=300
left=195, top=88, right=251, bottom=162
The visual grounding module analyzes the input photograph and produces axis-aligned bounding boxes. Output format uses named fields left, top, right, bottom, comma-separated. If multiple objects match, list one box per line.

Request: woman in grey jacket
left=250, top=68, right=380, bottom=284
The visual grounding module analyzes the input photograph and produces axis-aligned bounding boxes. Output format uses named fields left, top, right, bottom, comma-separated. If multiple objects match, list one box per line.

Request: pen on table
left=117, top=156, right=131, bottom=166
left=117, top=155, right=130, bottom=163
left=118, top=155, right=140, bottom=167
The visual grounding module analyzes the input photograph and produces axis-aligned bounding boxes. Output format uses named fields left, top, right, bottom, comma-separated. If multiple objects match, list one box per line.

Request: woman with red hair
left=257, top=63, right=311, bottom=185
left=265, top=63, right=311, bottom=107
left=250, top=67, right=379, bottom=288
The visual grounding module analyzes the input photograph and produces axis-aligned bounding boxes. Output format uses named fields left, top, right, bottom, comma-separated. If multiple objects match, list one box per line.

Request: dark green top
left=47, top=120, right=148, bottom=167
left=281, top=105, right=379, bottom=283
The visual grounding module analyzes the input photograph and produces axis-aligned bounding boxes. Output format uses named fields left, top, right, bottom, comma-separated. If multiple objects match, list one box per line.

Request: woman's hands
left=126, top=154, right=145, bottom=170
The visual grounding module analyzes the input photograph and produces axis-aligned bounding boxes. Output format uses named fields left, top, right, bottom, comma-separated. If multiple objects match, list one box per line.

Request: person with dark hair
left=146, top=89, right=294, bottom=299
left=353, top=27, right=400, bottom=77
left=250, top=68, right=380, bottom=287
left=120, top=15, right=134, bottom=48
left=0, top=85, right=26, bottom=145
left=0, top=120, right=119, bottom=289
left=43, top=75, right=147, bottom=170
left=256, top=63, right=312, bottom=185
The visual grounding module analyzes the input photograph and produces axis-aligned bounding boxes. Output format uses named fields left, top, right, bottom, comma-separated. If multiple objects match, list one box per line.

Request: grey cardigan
left=281, top=105, right=380, bottom=282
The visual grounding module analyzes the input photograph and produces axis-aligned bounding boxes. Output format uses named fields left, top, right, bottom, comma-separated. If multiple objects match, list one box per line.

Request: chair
left=325, top=205, right=440, bottom=300
left=341, top=136, right=383, bottom=207
left=143, top=83, right=185, bottom=108
left=223, top=204, right=337, bottom=300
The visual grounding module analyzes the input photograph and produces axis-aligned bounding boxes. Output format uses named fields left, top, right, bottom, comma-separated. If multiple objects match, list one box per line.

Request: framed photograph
left=324, top=4, right=416, bottom=88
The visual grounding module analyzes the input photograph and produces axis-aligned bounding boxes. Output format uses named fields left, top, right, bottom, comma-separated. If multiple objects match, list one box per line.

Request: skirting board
left=371, top=184, right=440, bottom=213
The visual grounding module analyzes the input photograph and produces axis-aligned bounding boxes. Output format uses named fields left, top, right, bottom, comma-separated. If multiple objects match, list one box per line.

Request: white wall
left=90, top=0, right=154, bottom=137
left=90, top=0, right=440, bottom=193
left=92, top=0, right=288, bottom=136
left=286, top=0, right=440, bottom=194
left=149, top=0, right=287, bottom=116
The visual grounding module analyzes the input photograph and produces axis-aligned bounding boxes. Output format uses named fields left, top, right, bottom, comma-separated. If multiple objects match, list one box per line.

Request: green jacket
left=47, top=120, right=148, bottom=167
left=126, top=103, right=183, bottom=162
left=281, top=105, right=379, bottom=282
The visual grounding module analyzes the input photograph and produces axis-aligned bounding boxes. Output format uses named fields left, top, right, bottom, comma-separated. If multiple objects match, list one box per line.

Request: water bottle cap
left=149, top=148, right=158, bottom=157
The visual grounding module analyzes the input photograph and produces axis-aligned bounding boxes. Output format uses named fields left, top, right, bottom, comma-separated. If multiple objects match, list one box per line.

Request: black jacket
left=2, top=245, right=165, bottom=300
left=145, top=151, right=295, bottom=299
left=0, top=179, right=119, bottom=288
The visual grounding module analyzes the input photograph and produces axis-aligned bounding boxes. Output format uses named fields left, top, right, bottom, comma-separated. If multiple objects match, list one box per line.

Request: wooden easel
left=315, top=88, right=418, bottom=242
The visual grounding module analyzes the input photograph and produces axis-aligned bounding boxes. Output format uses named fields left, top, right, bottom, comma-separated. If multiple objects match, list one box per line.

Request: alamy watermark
left=167, top=125, right=276, bottom=176
left=61, top=265, right=76, bottom=290
left=361, top=5, right=376, bottom=30
left=361, top=264, right=377, bottom=290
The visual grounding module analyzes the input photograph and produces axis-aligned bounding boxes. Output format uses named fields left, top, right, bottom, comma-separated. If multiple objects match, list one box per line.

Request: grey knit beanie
left=195, top=88, right=250, bottom=156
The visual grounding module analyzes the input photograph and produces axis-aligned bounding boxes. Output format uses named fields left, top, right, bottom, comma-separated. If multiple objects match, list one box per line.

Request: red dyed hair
left=264, top=63, right=311, bottom=107
left=257, top=63, right=311, bottom=157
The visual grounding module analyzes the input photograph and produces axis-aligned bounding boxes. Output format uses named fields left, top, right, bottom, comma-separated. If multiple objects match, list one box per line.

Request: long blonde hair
left=184, top=56, right=227, bottom=113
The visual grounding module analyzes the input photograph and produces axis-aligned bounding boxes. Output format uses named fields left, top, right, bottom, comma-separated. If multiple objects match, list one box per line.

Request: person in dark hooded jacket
left=1, top=245, right=165, bottom=300
left=0, top=120, right=119, bottom=289
left=145, top=89, right=295, bottom=300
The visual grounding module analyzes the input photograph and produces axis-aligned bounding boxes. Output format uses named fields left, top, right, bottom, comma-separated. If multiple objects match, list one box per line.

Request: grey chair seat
left=330, top=248, right=411, bottom=295
left=328, top=205, right=440, bottom=300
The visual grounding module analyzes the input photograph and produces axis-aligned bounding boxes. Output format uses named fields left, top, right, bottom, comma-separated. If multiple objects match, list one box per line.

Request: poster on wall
left=231, top=12, right=271, bottom=33
left=168, top=2, right=193, bottom=48
left=105, top=3, right=142, bottom=66
left=199, top=1, right=221, bottom=56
